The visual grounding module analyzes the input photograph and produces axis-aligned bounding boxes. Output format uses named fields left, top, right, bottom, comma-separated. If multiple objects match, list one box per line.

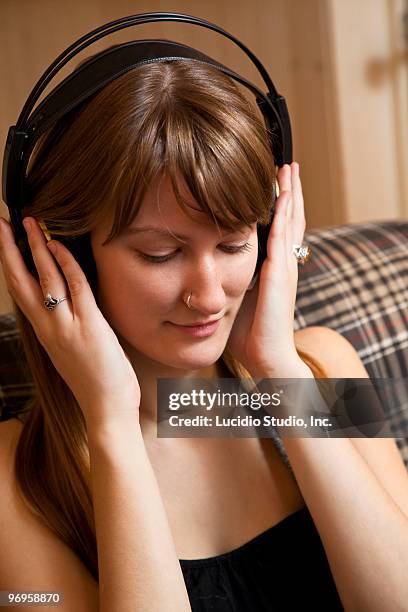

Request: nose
left=185, top=257, right=226, bottom=316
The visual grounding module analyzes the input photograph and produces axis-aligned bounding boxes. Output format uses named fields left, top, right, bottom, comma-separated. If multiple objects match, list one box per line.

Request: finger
left=23, top=216, right=98, bottom=319
left=276, top=164, right=291, bottom=194
left=45, top=236, right=98, bottom=319
left=285, top=182, right=295, bottom=267
left=277, top=165, right=293, bottom=248
left=23, top=217, right=70, bottom=306
left=0, top=218, right=52, bottom=324
left=266, top=189, right=290, bottom=262
left=290, top=162, right=306, bottom=244
left=277, top=164, right=292, bottom=231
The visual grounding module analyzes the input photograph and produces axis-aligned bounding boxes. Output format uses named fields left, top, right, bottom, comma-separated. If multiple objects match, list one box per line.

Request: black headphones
left=2, top=11, right=292, bottom=289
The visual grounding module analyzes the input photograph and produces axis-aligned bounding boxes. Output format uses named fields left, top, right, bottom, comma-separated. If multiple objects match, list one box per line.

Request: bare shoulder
left=0, top=419, right=99, bottom=611
left=295, top=327, right=408, bottom=517
left=294, top=325, right=368, bottom=377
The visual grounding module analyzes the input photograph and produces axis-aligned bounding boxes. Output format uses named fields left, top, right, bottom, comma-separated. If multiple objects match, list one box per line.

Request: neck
left=116, top=334, right=230, bottom=438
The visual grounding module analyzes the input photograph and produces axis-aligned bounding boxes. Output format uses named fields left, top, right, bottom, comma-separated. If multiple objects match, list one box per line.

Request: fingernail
left=23, top=218, right=32, bottom=233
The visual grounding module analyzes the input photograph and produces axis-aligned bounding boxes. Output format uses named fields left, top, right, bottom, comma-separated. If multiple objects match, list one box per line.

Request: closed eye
left=135, top=242, right=253, bottom=264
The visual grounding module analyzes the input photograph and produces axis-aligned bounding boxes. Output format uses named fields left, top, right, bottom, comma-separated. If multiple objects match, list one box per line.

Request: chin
left=163, top=345, right=225, bottom=371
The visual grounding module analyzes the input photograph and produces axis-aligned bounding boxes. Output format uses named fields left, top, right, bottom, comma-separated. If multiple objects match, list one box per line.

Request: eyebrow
left=122, top=225, right=249, bottom=241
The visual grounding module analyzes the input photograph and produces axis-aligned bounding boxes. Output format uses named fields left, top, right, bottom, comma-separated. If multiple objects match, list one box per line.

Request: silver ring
left=292, top=244, right=312, bottom=266
left=43, top=292, right=70, bottom=311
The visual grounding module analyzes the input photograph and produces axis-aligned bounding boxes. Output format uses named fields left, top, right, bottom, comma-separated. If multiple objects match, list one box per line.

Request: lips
left=178, top=319, right=221, bottom=327
left=171, top=315, right=223, bottom=327
left=167, top=319, right=221, bottom=337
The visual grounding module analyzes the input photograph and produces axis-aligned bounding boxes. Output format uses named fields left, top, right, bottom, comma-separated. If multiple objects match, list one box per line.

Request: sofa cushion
left=294, top=220, right=408, bottom=467
left=0, top=312, right=34, bottom=422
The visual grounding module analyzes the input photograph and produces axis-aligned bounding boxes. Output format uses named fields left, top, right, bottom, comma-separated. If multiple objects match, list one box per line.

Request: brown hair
left=12, top=57, right=321, bottom=580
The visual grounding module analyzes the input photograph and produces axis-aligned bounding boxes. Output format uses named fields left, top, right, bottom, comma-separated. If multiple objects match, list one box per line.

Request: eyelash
left=136, top=242, right=253, bottom=264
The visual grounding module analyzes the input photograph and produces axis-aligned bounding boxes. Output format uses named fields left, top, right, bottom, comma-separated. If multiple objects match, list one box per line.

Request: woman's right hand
left=0, top=215, right=141, bottom=427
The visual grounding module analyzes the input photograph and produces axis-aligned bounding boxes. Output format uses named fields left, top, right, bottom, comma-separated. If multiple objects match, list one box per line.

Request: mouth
left=167, top=318, right=222, bottom=337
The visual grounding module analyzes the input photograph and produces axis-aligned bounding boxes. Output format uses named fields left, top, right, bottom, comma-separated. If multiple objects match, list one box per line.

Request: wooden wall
left=0, top=0, right=406, bottom=314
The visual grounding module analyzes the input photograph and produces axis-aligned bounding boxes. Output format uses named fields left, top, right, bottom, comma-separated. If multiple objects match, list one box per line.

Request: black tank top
left=179, top=506, right=344, bottom=611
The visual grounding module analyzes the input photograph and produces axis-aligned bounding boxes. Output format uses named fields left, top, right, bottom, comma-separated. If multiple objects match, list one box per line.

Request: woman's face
left=90, top=174, right=258, bottom=371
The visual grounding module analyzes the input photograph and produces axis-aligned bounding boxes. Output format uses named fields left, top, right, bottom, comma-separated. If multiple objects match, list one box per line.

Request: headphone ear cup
left=59, top=233, right=99, bottom=295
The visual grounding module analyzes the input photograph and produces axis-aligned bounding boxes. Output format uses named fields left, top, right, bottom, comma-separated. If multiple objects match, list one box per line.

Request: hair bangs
left=106, top=63, right=276, bottom=243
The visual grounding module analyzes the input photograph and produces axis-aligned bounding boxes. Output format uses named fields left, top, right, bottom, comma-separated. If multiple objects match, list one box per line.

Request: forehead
left=117, top=173, right=245, bottom=246
left=135, top=173, right=210, bottom=228
left=94, top=172, right=256, bottom=246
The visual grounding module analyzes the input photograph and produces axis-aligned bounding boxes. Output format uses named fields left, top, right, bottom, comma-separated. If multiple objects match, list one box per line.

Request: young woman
left=0, top=58, right=408, bottom=612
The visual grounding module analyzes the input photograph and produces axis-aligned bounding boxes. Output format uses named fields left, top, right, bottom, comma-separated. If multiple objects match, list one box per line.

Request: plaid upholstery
left=294, top=220, right=408, bottom=467
left=0, top=312, right=34, bottom=423
left=1, top=220, right=407, bottom=467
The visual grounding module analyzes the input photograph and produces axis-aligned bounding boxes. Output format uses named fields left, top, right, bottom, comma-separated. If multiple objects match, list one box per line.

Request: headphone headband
left=26, top=40, right=284, bottom=151
left=1, top=11, right=293, bottom=283
left=16, top=11, right=279, bottom=127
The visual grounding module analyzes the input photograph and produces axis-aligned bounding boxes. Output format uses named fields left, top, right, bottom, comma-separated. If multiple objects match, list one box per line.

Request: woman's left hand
left=225, top=162, right=308, bottom=378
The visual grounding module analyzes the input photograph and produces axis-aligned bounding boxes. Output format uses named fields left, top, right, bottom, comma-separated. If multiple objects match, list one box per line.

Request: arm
left=0, top=214, right=190, bottom=609
left=87, top=414, right=191, bottom=612
left=294, top=325, right=408, bottom=517
left=0, top=416, right=192, bottom=612
left=258, top=359, right=408, bottom=612
left=0, top=419, right=100, bottom=612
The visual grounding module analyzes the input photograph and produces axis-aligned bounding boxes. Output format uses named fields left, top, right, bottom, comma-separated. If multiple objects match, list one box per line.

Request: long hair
left=12, top=56, right=323, bottom=581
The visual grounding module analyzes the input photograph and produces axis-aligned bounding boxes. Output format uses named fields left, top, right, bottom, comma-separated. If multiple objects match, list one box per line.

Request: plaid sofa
left=1, top=220, right=408, bottom=467
left=294, top=220, right=408, bottom=467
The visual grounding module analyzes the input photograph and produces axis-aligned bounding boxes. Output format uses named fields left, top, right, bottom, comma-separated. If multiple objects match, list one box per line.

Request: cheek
left=93, top=239, right=258, bottom=318
left=95, top=256, right=175, bottom=322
